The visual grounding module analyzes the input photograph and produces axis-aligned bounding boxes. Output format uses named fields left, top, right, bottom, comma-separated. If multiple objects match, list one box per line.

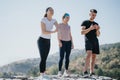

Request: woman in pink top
left=57, top=13, right=74, bottom=77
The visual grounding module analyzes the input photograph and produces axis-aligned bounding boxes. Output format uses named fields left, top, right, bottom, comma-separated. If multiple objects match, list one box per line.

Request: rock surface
left=33, top=74, right=116, bottom=80
left=0, top=74, right=116, bottom=80
left=49, top=74, right=114, bottom=80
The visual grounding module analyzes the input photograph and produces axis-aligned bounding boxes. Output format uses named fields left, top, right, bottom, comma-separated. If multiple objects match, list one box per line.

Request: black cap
left=90, top=9, right=97, bottom=13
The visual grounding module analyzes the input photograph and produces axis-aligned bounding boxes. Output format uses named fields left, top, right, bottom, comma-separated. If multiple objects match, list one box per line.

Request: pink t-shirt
left=58, top=23, right=71, bottom=41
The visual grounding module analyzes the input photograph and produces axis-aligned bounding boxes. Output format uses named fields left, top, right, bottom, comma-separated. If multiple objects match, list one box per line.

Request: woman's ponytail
left=44, top=13, right=47, bottom=17
left=44, top=7, right=52, bottom=17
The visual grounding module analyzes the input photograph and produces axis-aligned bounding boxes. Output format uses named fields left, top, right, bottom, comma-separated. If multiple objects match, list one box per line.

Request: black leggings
left=59, top=40, right=72, bottom=71
left=37, top=37, right=50, bottom=73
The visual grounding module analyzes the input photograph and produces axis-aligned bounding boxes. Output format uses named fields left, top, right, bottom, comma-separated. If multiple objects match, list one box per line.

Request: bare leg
left=83, top=50, right=92, bottom=72
left=90, top=53, right=96, bottom=73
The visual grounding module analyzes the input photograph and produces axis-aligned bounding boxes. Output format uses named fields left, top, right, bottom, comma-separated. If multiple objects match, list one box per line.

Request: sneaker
left=90, top=72, right=98, bottom=79
left=90, top=72, right=95, bottom=76
left=43, top=74, right=51, bottom=80
left=36, top=74, right=43, bottom=80
left=57, top=71, right=62, bottom=77
left=63, top=70, right=69, bottom=77
left=83, top=71, right=89, bottom=78
left=36, top=73, right=51, bottom=80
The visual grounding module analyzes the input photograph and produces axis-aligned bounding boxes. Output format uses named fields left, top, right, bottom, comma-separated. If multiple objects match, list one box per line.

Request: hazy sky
left=0, top=0, right=120, bottom=66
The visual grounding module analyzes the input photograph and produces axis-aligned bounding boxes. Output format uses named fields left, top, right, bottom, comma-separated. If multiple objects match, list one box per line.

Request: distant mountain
left=0, top=58, right=39, bottom=73
left=0, top=49, right=84, bottom=74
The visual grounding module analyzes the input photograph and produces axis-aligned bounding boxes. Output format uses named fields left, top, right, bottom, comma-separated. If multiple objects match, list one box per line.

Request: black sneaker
left=83, top=71, right=89, bottom=78
left=90, top=72, right=95, bottom=76
left=90, top=72, right=99, bottom=79
left=83, top=71, right=88, bottom=75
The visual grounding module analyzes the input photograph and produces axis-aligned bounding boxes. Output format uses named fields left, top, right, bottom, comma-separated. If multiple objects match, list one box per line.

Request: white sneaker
left=43, top=74, right=51, bottom=80
left=63, top=70, right=69, bottom=77
left=36, top=73, right=51, bottom=80
left=57, top=71, right=62, bottom=77
left=36, top=74, right=43, bottom=80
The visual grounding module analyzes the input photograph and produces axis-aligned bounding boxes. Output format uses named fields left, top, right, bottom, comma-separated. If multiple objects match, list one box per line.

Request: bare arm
left=54, top=21, right=58, bottom=32
left=96, top=30, right=100, bottom=37
left=96, top=26, right=100, bottom=37
left=56, top=22, right=63, bottom=47
left=81, top=25, right=95, bottom=35
left=70, top=31, right=74, bottom=49
left=57, top=26, right=62, bottom=47
left=54, top=21, right=58, bottom=28
left=94, top=24, right=100, bottom=37
left=57, top=34, right=62, bottom=47
left=41, top=22, right=56, bottom=34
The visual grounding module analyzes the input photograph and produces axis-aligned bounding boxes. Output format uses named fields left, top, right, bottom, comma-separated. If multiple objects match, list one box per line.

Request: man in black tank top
left=81, top=9, right=100, bottom=77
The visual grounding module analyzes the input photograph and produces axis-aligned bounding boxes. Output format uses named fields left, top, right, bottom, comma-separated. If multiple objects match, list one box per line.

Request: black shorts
left=85, top=39, right=100, bottom=54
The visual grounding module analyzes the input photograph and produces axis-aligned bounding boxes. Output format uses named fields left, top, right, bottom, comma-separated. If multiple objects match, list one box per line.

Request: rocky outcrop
left=49, top=74, right=115, bottom=80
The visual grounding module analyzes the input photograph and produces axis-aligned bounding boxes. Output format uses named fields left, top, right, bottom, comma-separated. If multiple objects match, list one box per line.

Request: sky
left=0, top=0, right=120, bottom=66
